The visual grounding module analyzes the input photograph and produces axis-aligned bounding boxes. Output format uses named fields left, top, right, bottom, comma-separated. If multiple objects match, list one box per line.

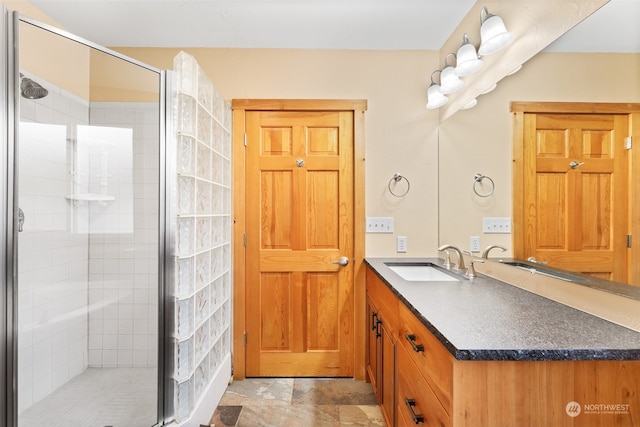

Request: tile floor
left=209, top=378, right=385, bottom=427
left=19, top=367, right=157, bottom=427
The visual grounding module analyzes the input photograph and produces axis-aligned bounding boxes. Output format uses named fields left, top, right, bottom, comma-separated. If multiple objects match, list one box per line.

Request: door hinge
left=625, top=136, right=632, bottom=150
left=243, top=331, right=247, bottom=347
left=243, top=233, right=247, bottom=247
left=627, top=234, right=632, bottom=248
left=244, top=133, right=247, bottom=147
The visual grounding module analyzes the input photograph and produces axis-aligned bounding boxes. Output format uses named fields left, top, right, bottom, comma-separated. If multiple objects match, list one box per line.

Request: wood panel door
left=245, top=110, right=354, bottom=377
left=521, top=112, right=628, bottom=281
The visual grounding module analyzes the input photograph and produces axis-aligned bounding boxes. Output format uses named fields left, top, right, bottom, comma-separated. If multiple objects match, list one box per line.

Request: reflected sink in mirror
left=500, top=261, right=586, bottom=283
left=385, top=262, right=460, bottom=282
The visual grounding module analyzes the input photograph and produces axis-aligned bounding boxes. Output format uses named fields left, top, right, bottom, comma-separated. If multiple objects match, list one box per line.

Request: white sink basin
left=387, top=264, right=459, bottom=282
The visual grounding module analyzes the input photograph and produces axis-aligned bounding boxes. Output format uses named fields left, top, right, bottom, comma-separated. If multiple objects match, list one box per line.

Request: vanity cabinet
left=396, top=343, right=451, bottom=427
left=366, top=268, right=398, bottom=426
left=365, top=262, right=640, bottom=427
left=397, top=303, right=452, bottom=427
left=367, top=267, right=452, bottom=427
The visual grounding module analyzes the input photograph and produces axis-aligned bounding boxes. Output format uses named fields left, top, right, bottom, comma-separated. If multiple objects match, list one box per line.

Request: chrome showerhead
left=20, top=74, right=49, bottom=99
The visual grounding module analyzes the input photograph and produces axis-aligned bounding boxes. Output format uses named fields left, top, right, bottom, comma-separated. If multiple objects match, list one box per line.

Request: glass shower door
left=14, top=16, right=163, bottom=427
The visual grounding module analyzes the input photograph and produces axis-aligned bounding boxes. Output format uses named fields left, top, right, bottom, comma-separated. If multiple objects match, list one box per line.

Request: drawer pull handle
left=404, top=397, right=424, bottom=424
left=375, top=319, right=382, bottom=338
left=405, top=334, right=424, bottom=352
left=371, top=311, right=378, bottom=330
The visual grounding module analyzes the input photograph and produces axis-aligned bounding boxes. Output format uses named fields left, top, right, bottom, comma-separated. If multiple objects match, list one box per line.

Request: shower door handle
left=18, top=207, right=25, bottom=232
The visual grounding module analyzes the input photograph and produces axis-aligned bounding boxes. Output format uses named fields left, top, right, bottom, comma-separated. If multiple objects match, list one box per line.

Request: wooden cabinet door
left=380, top=322, right=395, bottom=426
left=245, top=110, right=354, bottom=376
left=521, top=113, right=628, bottom=281
left=367, top=267, right=401, bottom=425
left=366, top=297, right=381, bottom=399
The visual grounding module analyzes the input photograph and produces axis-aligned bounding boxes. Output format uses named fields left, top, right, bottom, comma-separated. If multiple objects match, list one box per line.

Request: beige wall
left=117, top=48, right=639, bottom=258
left=8, top=0, right=639, bottom=258
left=7, top=1, right=91, bottom=98
left=115, top=47, right=443, bottom=257
left=7, top=1, right=157, bottom=101
left=439, top=52, right=640, bottom=255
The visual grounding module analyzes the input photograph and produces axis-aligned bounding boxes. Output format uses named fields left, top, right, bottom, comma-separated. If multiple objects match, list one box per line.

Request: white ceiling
left=28, top=0, right=640, bottom=52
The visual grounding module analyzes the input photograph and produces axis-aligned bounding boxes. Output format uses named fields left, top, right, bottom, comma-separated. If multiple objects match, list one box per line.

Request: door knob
left=569, top=160, right=585, bottom=169
left=331, top=256, right=349, bottom=266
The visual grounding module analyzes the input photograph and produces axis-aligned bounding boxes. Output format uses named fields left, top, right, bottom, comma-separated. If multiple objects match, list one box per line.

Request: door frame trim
left=231, top=99, right=368, bottom=379
left=511, top=101, right=640, bottom=285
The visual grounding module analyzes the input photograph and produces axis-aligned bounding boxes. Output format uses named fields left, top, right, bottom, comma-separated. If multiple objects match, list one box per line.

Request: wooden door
left=521, top=112, right=628, bottom=281
left=244, top=109, right=354, bottom=376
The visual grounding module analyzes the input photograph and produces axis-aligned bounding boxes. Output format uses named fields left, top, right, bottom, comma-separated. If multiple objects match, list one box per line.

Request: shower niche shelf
left=65, top=193, right=115, bottom=205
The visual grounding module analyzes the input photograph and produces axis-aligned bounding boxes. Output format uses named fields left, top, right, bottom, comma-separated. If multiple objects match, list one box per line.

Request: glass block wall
left=172, top=51, right=232, bottom=424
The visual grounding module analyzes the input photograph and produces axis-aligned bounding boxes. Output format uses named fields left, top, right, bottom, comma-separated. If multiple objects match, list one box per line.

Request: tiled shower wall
left=17, top=78, right=90, bottom=413
left=173, top=52, right=232, bottom=424
left=17, top=75, right=159, bottom=415
left=86, top=102, right=159, bottom=368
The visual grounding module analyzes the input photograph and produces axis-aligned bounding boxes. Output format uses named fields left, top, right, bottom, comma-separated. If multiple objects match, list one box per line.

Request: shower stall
left=2, top=6, right=232, bottom=427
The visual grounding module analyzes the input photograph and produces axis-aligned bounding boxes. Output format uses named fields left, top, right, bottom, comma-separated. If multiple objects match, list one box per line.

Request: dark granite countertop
left=365, top=257, right=640, bottom=361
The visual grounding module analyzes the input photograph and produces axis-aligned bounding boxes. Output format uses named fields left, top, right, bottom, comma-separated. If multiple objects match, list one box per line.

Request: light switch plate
left=366, top=217, right=394, bottom=233
left=483, top=217, right=511, bottom=234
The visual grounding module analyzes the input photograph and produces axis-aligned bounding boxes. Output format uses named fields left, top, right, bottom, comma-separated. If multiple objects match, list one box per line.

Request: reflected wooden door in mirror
left=512, top=102, right=640, bottom=284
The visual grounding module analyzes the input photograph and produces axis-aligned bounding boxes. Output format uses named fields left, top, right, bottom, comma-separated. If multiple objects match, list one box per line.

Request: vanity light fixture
left=426, top=70, right=448, bottom=109
left=478, top=7, right=514, bottom=56
left=455, top=34, right=483, bottom=77
left=439, top=53, right=464, bottom=95
left=425, top=6, right=514, bottom=109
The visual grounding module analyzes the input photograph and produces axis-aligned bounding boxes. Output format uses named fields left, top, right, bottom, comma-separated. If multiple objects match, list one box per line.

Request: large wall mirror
left=438, top=0, right=640, bottom=286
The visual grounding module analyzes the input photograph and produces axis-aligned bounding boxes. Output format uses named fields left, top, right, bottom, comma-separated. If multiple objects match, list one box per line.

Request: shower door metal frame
left=4, top=11, right=174, bottom=426
left=2, top=4, right=18, bottom=426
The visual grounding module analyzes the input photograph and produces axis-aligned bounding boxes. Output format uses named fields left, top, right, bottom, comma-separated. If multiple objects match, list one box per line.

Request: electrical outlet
left=469, top=236, right=480, bottom=252
left=366, top=217, right=394, bottom=233
left=397, top=236, right=407, bottom=253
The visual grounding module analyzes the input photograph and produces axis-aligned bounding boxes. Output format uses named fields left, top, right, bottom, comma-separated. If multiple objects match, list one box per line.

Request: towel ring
left=388, top=173, right=410, bottom=197
left=473, top=173, right=495, bottom=198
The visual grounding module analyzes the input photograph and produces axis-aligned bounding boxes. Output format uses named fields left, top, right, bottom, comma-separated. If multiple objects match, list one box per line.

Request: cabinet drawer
left=398, top=302, right=453, bottom=413
left=397, top=343, right=452, bottom=427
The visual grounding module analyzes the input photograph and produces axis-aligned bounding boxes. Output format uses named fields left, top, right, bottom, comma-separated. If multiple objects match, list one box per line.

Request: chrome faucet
left=438, top=244, right=465, bottom=270
left=441, top=249, right=453, bottom=268
left=463, top=250, right=484, bottom=278
left=481, top=244, right=507, bottom=259
left=466, top=257, right=484, bottom=278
